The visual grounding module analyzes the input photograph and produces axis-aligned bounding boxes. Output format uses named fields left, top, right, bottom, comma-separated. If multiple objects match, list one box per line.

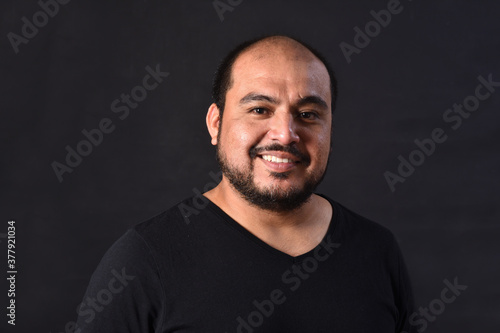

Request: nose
left=266, top=110, right=300, bottom=145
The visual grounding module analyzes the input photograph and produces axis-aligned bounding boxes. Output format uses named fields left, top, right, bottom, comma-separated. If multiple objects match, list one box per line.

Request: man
left=76, top=35, right=415, bottom=332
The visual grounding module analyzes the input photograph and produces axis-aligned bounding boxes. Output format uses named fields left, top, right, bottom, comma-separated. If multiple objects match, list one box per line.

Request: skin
left=204, top=37, right=333, bottom=257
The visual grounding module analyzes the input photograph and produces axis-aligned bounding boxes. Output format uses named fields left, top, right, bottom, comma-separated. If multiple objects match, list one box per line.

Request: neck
left=203, top=177, right=322, bottom=230
left=203, top=177, right=333, bottom=257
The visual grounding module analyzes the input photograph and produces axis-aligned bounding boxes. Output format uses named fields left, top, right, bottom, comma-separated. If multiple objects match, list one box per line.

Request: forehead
left=229, top=41, right=331, bottom=103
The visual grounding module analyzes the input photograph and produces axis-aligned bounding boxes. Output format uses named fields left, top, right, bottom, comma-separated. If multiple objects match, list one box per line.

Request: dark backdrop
left=1, top=0, right=499, bottom=332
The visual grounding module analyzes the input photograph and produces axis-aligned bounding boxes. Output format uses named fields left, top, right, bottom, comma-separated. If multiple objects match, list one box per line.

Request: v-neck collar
left=205, top=193, right=339, bottom=263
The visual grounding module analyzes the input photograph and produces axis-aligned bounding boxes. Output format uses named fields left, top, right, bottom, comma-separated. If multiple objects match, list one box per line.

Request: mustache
left=249, top=143, right=310, bottom=165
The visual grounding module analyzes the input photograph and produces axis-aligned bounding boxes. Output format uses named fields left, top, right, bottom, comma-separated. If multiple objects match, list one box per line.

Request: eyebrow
left=296, top=95, right=329, bottom=110
left=239, top=93, right=279, bottom=106
left=239, top=93, right=328, bottom=110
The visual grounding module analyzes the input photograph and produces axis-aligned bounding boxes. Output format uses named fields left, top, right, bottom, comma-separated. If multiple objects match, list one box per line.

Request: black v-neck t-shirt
left=76, top=194, right=415, bottom=332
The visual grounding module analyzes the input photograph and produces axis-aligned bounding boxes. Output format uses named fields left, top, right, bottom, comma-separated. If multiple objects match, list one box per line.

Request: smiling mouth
left=250, top=143, right=310, bottom=167
left=256, top=153, right=300, bottom=174
left=260, top=154, right=298, bottom=164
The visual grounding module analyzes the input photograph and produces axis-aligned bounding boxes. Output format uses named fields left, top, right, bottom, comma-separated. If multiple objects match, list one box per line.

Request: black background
left=1, top=0, right=499, bottom=332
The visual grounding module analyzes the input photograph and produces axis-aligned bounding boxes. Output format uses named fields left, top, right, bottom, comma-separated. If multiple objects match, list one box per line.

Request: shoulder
left=125, top=195, right=216, bottom=252
left=83, top=196, right=205, bottom=284
left=132, top=196, right=198, bottom=236
left=319, top=193, right=401, bottom=252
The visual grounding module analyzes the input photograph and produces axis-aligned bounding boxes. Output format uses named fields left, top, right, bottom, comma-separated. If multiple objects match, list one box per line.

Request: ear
left=206, top=103, right=221, bottom=145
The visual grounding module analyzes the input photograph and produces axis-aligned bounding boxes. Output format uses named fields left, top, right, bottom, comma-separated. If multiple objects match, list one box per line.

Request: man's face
left=214, top=41, right=332, bottom=212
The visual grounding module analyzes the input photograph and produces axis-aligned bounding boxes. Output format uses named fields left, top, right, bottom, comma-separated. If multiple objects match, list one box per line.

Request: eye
left=298, top=111, right=318, bottom=120
left=251, top=107, right=267, bottom=115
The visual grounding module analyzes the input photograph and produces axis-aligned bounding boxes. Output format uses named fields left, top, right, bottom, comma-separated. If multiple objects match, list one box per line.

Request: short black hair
left=212, top=35, right=338, bottom=117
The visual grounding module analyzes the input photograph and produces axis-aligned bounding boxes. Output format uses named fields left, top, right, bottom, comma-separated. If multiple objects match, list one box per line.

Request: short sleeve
left=75, top=229, right=165, bottom=333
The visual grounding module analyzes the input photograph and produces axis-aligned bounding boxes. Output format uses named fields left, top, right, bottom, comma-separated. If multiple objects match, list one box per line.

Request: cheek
left=319, top=131, right=331, bottom=151
left=305, top=127, right=331, bottom=162
left=221, top=121, right=258, bottom=157
left=230, top=129, right=252, bottom=152
left=229, top=121, right=264, bottom=148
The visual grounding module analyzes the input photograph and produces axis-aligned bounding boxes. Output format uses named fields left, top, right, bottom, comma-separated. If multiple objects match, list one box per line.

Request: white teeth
left=261, top=155, right=293, bottom=163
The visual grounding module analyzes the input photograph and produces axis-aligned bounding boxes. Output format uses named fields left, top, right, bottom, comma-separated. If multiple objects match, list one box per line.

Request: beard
left=216, top=140, right=328, bottom=213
